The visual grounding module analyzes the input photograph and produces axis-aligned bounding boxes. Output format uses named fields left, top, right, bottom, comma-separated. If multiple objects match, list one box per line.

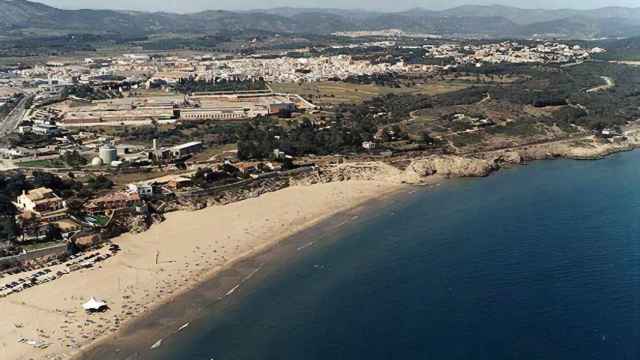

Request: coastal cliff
left=293, top=131, right=640, bottom=187
left=291, top=155, right=496, bottom=186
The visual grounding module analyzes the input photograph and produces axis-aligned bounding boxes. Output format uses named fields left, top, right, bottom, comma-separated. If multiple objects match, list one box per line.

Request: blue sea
left=93, top=150, right=640, bottom=360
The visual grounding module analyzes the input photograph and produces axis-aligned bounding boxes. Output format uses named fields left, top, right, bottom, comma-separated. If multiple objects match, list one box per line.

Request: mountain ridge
left=2, top=0, right=640, bottom=39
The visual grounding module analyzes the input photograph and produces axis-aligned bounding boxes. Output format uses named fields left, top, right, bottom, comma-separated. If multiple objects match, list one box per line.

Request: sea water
left=120, top=151, right=640, bottom=360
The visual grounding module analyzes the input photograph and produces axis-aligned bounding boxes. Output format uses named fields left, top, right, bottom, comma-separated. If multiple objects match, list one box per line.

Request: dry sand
left=0, top=180, right=403, bottom=360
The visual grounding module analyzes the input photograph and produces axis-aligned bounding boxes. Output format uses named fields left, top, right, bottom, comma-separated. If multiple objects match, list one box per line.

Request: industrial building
left=179, top=108, right=259, bottom=120
left=56, top=93, right=297, bottom=127
left=169, top=141, right=203, bottom=158
left=62, top=108, right=174, bottom=125
left=149, top=140, right=203, bottom=162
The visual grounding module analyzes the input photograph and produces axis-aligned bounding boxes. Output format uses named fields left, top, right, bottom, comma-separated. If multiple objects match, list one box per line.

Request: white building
left=127, top=183, right=154, bottom=197
left=362, top=141, right=376, bottom=150
left=14, top=187, right=68, bottom=222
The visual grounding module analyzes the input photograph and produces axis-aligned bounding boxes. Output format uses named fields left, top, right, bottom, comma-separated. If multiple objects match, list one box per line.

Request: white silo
left=99, top=143, right=117, bottom=165
left=90, top=157, right=103, bottom=167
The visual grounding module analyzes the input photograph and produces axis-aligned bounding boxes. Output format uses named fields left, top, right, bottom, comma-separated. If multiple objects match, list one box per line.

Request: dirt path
left=586, top=76, right=615, bottom=93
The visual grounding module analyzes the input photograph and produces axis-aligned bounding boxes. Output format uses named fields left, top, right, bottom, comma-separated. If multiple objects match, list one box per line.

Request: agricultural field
left=270, top=80, right=470, bottom=106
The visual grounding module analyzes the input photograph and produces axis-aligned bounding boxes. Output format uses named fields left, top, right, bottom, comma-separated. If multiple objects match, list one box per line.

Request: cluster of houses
left=14, top=187, right=77, bottom=242
left=12, top=185, right=144, bottom=243
left=8, top=155, right=293, bottom=245
left=423, top=41, right=606, bottom=66
left=18, top=108, right=63, bottom=136
left=5, top=51, right=409, bottom=89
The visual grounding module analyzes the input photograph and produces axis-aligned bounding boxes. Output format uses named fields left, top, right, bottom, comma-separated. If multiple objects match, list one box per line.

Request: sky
left=37, top=0, right=640, bottom=13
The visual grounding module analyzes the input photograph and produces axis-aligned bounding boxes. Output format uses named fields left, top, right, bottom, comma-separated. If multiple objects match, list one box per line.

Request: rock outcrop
left=157, top=131, right=640, bottom=216
left=292, top=155, right=499, bottom=186
left=404, top=156, right=496, bottom=179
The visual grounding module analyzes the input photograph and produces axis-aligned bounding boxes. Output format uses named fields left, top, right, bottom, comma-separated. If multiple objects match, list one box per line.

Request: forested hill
left=3, top=0, right=640, bottom=39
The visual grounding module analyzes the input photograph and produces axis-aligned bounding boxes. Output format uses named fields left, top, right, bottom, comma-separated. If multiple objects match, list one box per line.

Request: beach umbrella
left=82, top=297, right=108, bottom=312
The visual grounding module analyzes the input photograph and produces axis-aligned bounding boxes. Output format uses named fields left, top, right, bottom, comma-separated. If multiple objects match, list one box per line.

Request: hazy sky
left=37, top=0, right=640, bottom=13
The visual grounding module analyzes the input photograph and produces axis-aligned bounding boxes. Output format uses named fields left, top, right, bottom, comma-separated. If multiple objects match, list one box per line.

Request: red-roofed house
left=84, top=191, right=142, bottom=215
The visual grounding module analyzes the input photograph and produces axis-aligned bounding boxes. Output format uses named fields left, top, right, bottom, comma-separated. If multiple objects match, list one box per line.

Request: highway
left=0, top=94, right=32, bottom=137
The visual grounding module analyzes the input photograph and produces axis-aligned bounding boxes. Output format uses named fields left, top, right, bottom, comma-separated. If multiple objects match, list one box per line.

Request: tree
left=61, top=151, right=88, bottom=168
left=192, top=167, right=213, bottom=187
left=32, top=171, right=65, bottom=191
left=0, top=195, right=17, bottom=242
left=31, top=171, right=82, bottom=197
left=0, top=173, right=29, bottom=199
left=87, top=175, right=113, bottom=191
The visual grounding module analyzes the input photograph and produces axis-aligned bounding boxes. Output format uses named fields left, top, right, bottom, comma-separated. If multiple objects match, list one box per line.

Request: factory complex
left=50, top=91, right=307, bottom=127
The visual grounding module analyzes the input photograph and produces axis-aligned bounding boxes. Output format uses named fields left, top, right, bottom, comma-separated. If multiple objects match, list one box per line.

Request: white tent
left=82, top=297, right=108, bottom=312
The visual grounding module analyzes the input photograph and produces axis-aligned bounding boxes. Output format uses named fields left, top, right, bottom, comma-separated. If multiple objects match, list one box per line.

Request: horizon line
left=21, top=1, right=640, bottom=16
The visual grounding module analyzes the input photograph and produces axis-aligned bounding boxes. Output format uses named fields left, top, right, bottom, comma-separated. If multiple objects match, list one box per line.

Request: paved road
left=0, top=94, right=32, bottom=136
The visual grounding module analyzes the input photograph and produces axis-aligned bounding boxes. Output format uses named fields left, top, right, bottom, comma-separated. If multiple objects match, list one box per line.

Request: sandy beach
left=0, top=180, right=403, bottom=360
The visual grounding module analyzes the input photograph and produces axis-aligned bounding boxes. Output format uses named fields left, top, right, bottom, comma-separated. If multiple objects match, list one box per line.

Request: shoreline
left=0, top=181, right=406, bottom=360
left=59, top=137, right=639, bottom=359
left=76, top=182, right=414, bottom=360
left=76, top=140, right=640, bottom=360
left=1, top=132, right=639, bottom=360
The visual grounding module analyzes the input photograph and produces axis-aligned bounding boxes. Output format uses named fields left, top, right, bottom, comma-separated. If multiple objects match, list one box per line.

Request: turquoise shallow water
left=145, top=151, right=640, bottom=360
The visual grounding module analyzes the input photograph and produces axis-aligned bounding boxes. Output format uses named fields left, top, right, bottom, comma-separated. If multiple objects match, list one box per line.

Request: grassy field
left=108, top=169, right=175, bottom=187
left=190, top=143, right=237, bottom=162
left=16, top=159, right=64, bottom=168
left=271, top=80, right=470, bottom=106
